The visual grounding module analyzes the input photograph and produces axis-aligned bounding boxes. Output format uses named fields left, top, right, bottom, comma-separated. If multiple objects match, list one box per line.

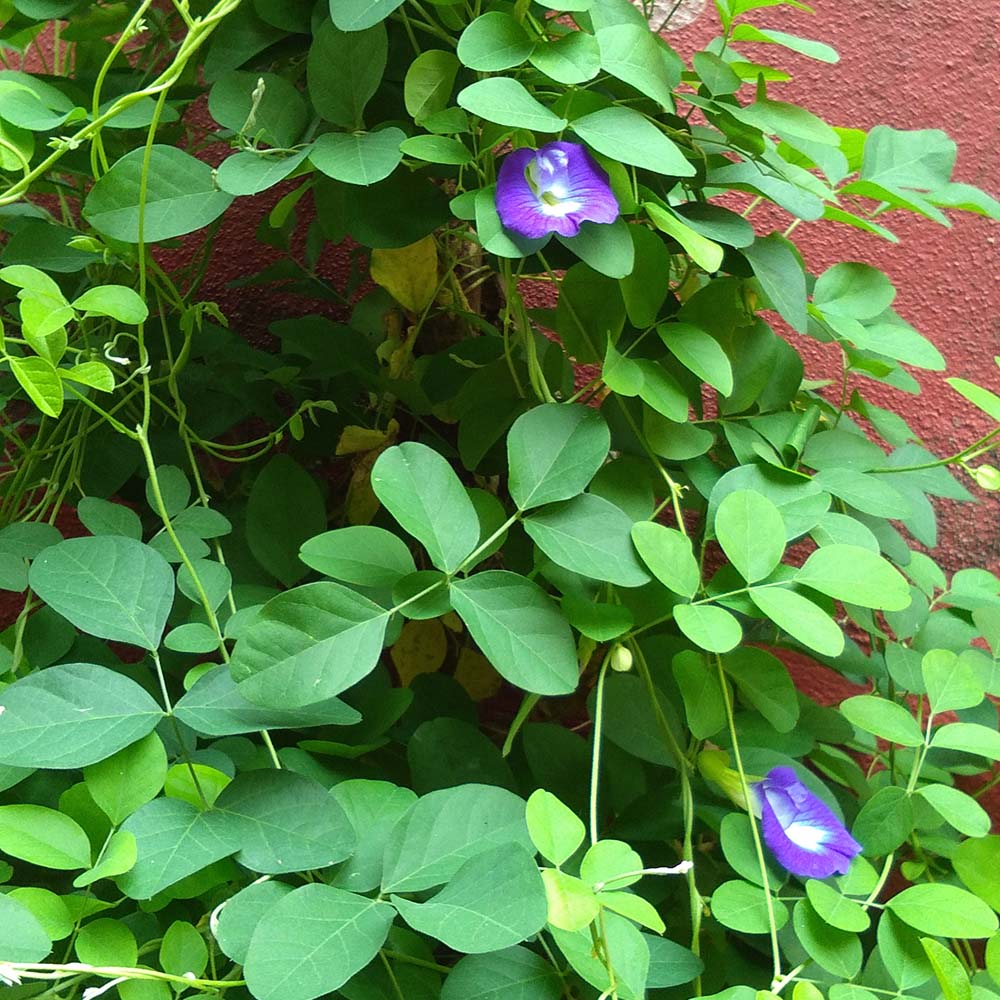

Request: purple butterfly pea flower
left=754, top=766, right=863, bottom=879
left=495, top=141, right=620, bottom=239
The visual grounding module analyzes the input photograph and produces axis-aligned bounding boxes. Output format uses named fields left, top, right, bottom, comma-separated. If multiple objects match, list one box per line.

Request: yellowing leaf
left=391, top=619, right=448, bottom=686
left=454, top=647, right=502, bottom=701
left=370, top=236, right=438, bottom=314
left=346, top=450, right=382, bottom=525
left=336, top=419, right=399, bottom=456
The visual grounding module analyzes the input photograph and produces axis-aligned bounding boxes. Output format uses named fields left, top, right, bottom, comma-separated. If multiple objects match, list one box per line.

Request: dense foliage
left=0, top=1, right=998, bottom=999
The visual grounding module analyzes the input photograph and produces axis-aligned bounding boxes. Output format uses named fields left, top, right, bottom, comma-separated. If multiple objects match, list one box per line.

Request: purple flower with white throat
left=495, top=141, right=620, bottom=239
left=755, top=766, right=862, bottom=879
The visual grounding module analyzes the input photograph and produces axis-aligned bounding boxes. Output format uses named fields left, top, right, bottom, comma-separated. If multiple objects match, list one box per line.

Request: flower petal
left=544, top=140, right=620, bottom=236
left=495, top=142, right=620, bottom=239
left=755, top=767, right=862, bottom=879
left=496, top=148, right=557, bottom=240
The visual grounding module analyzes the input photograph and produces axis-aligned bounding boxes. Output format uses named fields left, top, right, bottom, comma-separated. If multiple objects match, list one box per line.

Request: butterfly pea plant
left=0, top=0, right=998, bottom=998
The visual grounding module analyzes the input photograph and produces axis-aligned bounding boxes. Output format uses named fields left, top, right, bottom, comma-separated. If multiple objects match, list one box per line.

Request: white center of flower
left=526, top=152, right=577, bottom=215
left=784, top=822, right=828, bottom=852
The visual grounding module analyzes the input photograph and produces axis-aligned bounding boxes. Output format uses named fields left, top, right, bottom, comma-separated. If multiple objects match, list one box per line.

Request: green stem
left=716, top=654, right=782, bottom=983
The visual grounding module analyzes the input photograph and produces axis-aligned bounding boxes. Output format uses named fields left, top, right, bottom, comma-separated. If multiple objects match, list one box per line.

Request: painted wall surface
left=193, top=1, right=1000, bottom=574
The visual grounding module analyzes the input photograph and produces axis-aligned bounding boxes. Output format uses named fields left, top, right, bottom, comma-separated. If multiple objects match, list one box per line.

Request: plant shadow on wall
left=0, top=0, right=998, bottom=998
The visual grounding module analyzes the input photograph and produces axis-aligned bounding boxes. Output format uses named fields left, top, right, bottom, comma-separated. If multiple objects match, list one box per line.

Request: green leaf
left=840, top=694, right=922, bottom=746
left=72, top=284, right=148, bottom=324
left=861, top=126, right=956, bottom=192
left=215, top=770, right=354, bottom=874
left=886, top=884, right=998, bottom=939
left=812, top=468, right=912, bottom=519
left=209, top=70, right=308, bottom=147
left=118, top=798, right=235, bottom=899
left=457, top=78, right=567, bottom=132
left=0, top=805, right=90, bottom=869
left=918, top=784, right=991, bottom=838
left=742, top=234, right=808, bottom=333
left=450, top=571, right=578, bottom=696
left=82, top=146, right=234, bottom=243
left=557, top=217, right=635, bottom=280
left=83, top=732, right=167, bottom=825
left=674, top=603, right=742, bottom=653
left=730, top=24, right=839, bottom=62
left=530, top=32, right=601, bottom=85
left=175, top=665, right=360, bottom=736
left=814, top=262, right=896, bottom=320
left=647, top=204, right=724, bottom=274
left=507, top=404, right=610, bottom=510
left=954, top=837, right=1000, bottom=911
left=9, top=355, right=63, bottom=417
left=381, top=783, right=532, bottom=892
left=526, top=789, right=586, bottom=867
left=310, top=128, right=404, bottom=186
left=60, top=361, right=115, bottom=393
left=796, top=544, right=911, bottom=610
left=458, top=12, right=532, bottom=71
left=308, top=19, right=385, bottom=127
left=805, top=880, right=870, bottom=932
left=714, top=489, right=786, bottom=583
left=723, top=646, right=799, bottom=733
left=853, top=786, right=913, bottom=856
left=793, top=899, right=862, bottom=978
left=328, top=0, right=403, bottom=30
left=372, top=442, right=480, bottom=572
left=561, top=595, right=633, bottom=641
left=947, top=378, right=1000, bottom=423
left=230, top=582, right=389, bottom=708
left=580, top=839, right=641, bottom=890
left=693, top=50, right=742, bottom=94
left=392, top=843, right=547, bottom=952
left=596, top=23, right=676, bottom=109
left=524, top=494, right=650, bottom=588
left=931, top=722, right=1000, bottom=761
left=442, top=946, right=563, bottom=1000
left=630, top=521, right=700, bottom=598
left=921, top=937, right=972, bottom=1000
left=160, top=921, right=207, bottom=983
left=0, top=663, right=163, bottom=769
left=0, top=893, right=52, bottom=962
left=217, top=147, right=312, bottom=196
left=246, top=454, right=327, bottom=587
left=329, top=780, right=417, bottom=892
left=216, top=881, right=295, bottom=965
left=404, top=49, right=460, bottom=123
left=29, top=536, right=174, bottom=649
left=571, top=107, right=695, bottom=176
left=245, top=884, right=394, bottom=1000
left=399, top=134, right=473, bottom=165
left=922, top=649, right=984, bottom=713
left=73, top=828, right=137, bottom=887
left=712, top=879, right=789, bottom=934
left=731, top=98, right=838, bottom=147
left=74, top=917, right=137, bottom=966
left=657, top=321, right=734, bottom=393
left=672, top=651, right=726, bottom=738
left=620, top=224, right=671, bottom=327
left=540, top=869, right=600, bottom=931
left=552, top=910, right=649, bottom=1000
left=146, top=464, right=189, bottom=518
left=300, top=526, right=416, bottom=588
left=748, top=585, right=844, bottom=657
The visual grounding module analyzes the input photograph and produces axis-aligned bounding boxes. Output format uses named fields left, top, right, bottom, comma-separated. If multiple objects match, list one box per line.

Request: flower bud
left=973, top=465, right=1000, bottom=491
left=610, top=644, right=633, bottom=672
